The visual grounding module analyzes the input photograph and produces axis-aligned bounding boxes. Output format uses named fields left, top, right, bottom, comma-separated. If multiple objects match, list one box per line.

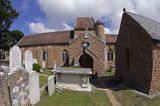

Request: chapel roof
left=126, top=11, right=160, bottom=41
left=18, top=31, right=117, bottom=47
left=18, top=31, right=74, bottom=47
left=18, top=17, right=117, bottom=47
left=105, top=34, right=117, bottom=44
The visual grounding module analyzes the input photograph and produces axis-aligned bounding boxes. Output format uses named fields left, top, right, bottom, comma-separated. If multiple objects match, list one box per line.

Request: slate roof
left=53, top=67, right=92, bottom=75
left=18, top=31, right=74, bottom=47
left=75, top=17, right=95, bottom=28
left=18, top=31, right=117, bottom=46
left=126, top=12, right=160, bottom=41
left=105, top=34, right=117, bottom=44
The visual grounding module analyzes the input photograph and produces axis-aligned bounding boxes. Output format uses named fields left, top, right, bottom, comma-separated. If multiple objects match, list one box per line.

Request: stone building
left=18, top=17, right=117, bottom=75
left=115, top=10, right=160, bottom=96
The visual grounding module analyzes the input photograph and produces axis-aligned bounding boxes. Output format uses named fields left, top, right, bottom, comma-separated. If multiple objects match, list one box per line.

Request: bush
left=33, top=63, right=41, bottom=72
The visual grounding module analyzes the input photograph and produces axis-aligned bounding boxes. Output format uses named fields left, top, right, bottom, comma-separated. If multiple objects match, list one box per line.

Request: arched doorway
left=79, top=53, right=93, bottom=70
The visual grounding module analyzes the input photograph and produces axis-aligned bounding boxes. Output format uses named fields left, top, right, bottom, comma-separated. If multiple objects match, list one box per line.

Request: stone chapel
left=18, top=17, right=117, bottom=75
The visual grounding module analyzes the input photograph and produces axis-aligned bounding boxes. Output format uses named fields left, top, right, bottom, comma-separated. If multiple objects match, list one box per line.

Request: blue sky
left=10, top=0, right=160, bottom=35
left=10, top=0, right=46, bottom=35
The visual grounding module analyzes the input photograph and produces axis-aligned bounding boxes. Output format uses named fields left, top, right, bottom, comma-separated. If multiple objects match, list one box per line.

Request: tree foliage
left=0, top=0, right=19, bottom=38
left=0, top=30, right=24, bottom=50
left=0, top=0, right=24, bottom=50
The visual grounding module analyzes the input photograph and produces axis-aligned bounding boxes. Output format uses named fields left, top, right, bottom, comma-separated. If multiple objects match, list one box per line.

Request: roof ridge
left=126, top=11, right=160, bottom=24
left=25, top=30, right=73, bottom=36
left=125, top=11, right=160, bottom=41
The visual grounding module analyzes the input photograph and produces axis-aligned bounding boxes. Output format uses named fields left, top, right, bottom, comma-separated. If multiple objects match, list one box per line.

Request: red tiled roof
left=18, top=31, right=73, bottom=47
left=75, top=17, right=95, bottom=28
left=105, top=34, right=117, bottom=43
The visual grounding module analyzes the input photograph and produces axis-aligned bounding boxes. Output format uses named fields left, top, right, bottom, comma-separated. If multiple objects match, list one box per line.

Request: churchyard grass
left=41, top=68, right=53, bottom=76
left=113, top=89, right=160, bottom=106
left=39, top=75, right=48, bottom=87
left=35, top=90, right=112, bottom=106
left=105, top=71, right=113, bottom=76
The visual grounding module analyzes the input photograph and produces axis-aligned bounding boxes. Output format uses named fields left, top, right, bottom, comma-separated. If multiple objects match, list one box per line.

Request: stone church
left=18, top=17, right=117, bottom=75
left=115, top=10, right=160, bottom=96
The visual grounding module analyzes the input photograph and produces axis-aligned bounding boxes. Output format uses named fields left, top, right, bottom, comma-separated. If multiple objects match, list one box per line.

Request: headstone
left=25, top=50, right=33, bottom=71
left=48, top=75, right=55, bottom=96
left=9, top=46, right=21, bottom=69
left=33, top=58, right=37, bottom=64
left=53, top=60, right=57, bottom=69
left=8, top=67, right=30, bottom=106
left=29, top=71, right=40, bottom=105
left=42, top=61, right=45, bottom=68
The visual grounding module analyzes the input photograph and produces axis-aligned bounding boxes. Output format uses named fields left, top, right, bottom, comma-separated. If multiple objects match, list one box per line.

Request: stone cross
left=25, top=50, right=33, bottom=71
left=9, top=46, right=22, bottom=69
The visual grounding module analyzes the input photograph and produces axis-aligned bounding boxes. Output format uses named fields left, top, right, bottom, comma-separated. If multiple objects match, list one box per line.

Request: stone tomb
left=25, top=50, right=33, bottom=71
left=9, top=46, right=21, bottom=69
left=53, top=67, right=92, bottom=92
left=48, top=75, right=55, bottom=96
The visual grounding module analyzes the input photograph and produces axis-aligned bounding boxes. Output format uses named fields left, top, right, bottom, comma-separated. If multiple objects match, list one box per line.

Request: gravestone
left=53, top=60, right=57, bottom=69
left=9, top=46, right=21, bottom=69
left=25, top=50, right=33, bottom=71
left=8, top=67, right=30, bottom=106
left=42, top=61, right=45, bottom=68
left=33, top=58, right=37, bottom=64
left=29, top=71, right=40, bottom=105
left=48, top=75, right=55, bottom=96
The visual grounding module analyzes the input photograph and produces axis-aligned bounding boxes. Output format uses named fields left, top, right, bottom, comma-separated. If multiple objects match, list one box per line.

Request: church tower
left=95, top=20, right=105, bottom=42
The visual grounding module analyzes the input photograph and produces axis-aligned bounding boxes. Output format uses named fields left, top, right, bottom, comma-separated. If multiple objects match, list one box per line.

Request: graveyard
left=1, top=45, right=160, bottom=106
left=2, top=1, right=160, bottom=106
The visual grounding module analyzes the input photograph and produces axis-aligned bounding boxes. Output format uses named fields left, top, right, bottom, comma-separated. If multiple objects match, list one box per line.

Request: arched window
left=62, top=49, right=68, bottom=62
left=42, top=49, right=47, bottom=61
left=107, top=49, right=114, bottom=61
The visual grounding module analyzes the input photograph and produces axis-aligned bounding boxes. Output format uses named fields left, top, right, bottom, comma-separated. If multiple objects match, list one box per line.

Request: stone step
left=55, top=85, right=62, bottom=92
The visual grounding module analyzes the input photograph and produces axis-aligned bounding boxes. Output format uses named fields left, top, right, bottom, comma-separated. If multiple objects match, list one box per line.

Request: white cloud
left=29, top=22, right=55, bottom=33
left=104, top=27, right=111, bottom=34
left=62, top=22, right=72, bottom=30
left=34, top=0, right=160, bottom=34
left=29, top=22, right=72, bottom=33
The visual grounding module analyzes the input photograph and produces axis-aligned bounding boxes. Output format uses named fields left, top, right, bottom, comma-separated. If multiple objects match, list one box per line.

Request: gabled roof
left=105, top=34, right=117, bottom=44
left=75, top=17, right=95, bottom=28
left=126, top=12, right=160, bottom=41
left=18, top=31, right=74, bottom=47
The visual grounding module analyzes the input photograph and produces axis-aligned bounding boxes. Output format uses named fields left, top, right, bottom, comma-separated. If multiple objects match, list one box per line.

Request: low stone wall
left=0, top=72, right=11, bottom=106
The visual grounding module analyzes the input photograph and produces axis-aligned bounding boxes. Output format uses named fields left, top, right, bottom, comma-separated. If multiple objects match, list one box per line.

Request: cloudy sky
left=10, top=0, right=160, bottom=35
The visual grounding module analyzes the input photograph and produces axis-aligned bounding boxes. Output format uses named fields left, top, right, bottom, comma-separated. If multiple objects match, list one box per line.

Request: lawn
left=39, top=75, right=48, bottom=87
left=113, top=89, right=160, bottom=106
left=41, top=68, right=53, bottom=76
left=35, top=90, right=112, bottom=106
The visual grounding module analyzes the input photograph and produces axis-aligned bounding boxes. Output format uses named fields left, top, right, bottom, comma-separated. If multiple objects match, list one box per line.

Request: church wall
left=150, top=46, right=160, bottom=95
left=115, top=12, right=153, bottom=94
left=69, top=33, right=106, bottom=75
left=21, top=45, right=69, bottom=68
left=105, top=44, right=116, bottom=70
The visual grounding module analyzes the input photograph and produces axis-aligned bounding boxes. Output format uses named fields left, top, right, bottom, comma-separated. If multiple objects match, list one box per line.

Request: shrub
left=33, top=63, right=41, bottom=72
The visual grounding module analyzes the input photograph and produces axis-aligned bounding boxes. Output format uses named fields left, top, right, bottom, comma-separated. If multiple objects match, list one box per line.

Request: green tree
left=0, top=0, right=22, bottom=59
left=0, top=30, right=24, bottom=50
left=0, top=0, right=19, bottom=38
